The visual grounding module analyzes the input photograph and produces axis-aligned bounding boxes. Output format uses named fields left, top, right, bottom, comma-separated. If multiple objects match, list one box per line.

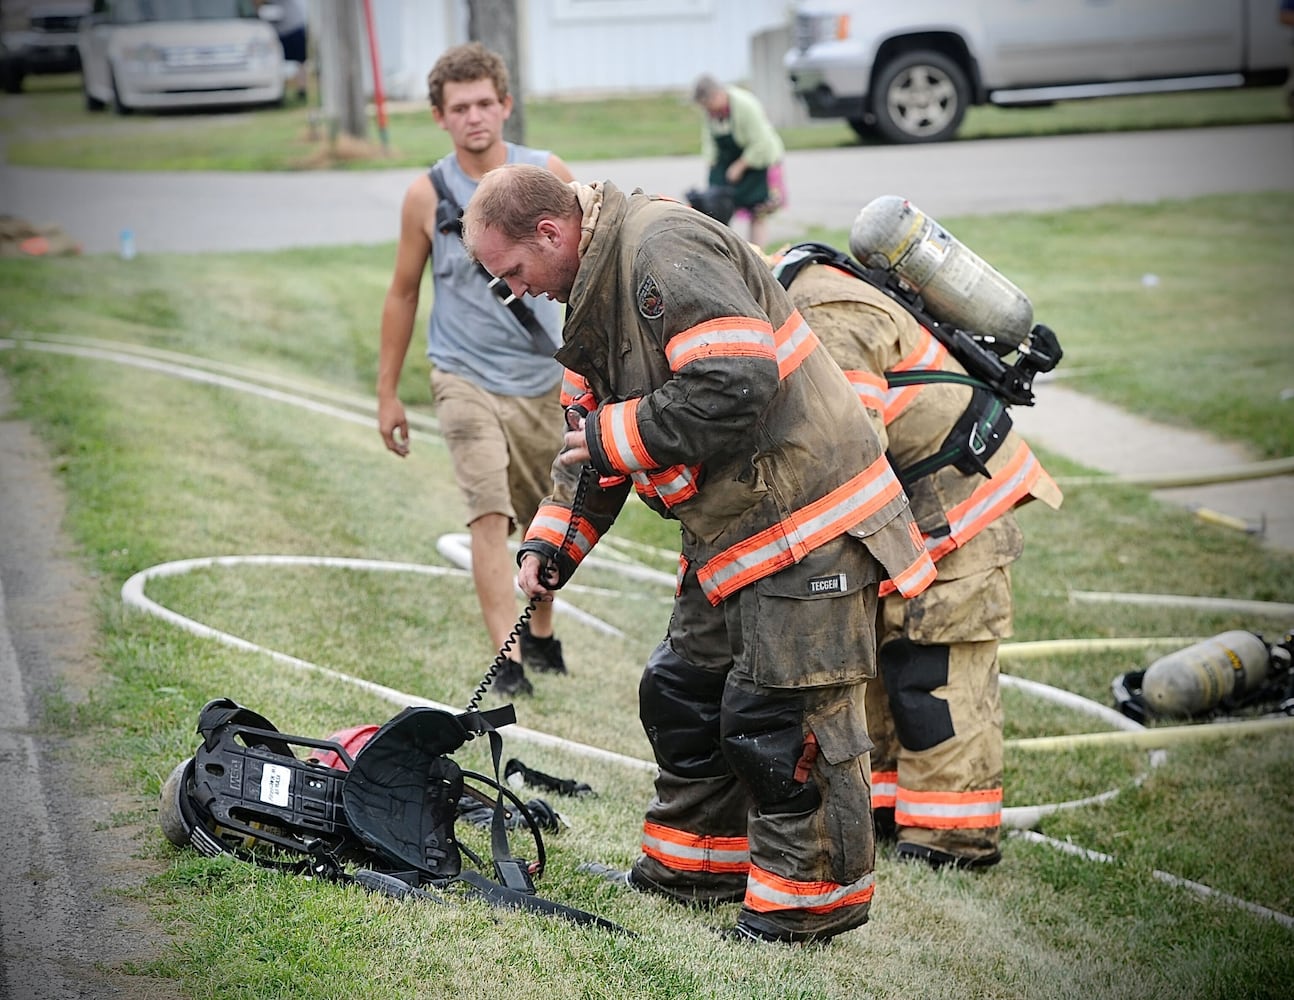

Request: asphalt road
left=2, top=123, right=1291, bottom=255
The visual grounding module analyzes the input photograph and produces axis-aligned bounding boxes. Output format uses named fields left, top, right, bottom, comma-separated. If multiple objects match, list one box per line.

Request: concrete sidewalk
left=1013, top=382, right=1294, bottom=553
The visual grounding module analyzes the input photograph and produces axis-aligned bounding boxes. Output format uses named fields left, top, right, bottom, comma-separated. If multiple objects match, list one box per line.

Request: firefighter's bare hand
left=517, top=553, right=557, bottom=601
left=378, top=397, right=410, bottom=457
left=557, top=425, right=591, bottom=467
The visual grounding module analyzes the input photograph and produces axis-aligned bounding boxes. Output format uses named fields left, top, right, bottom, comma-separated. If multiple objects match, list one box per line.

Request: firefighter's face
left=472, top=219, right=580, bottom=304
left=433, top=78, right=511, bottom=153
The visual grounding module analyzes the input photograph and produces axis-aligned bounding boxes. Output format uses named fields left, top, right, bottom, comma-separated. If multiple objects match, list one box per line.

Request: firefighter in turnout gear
left=462, top=164, right=936, bottom=943
left=774, top=245, right=1062, bottom=868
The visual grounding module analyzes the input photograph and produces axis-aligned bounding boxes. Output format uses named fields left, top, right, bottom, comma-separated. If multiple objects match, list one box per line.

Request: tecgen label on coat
left=807, top=573, right=846, bottom=595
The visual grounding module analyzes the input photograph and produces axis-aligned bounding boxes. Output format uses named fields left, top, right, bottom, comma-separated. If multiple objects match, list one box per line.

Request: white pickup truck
left=784, top=0, right=1289, bottom=143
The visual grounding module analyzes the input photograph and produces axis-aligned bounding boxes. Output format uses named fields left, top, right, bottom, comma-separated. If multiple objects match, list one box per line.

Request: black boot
left=493, top=659, right=533, bottom=697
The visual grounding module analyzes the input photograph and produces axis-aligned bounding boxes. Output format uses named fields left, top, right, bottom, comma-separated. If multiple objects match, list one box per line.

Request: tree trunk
left=317, top=0, right=367, bottom=142
left=467, top=0, right=525, bottom=144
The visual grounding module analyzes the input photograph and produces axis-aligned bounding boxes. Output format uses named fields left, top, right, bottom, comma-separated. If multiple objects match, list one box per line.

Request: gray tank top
left=427, top=144, right=563, bottom=398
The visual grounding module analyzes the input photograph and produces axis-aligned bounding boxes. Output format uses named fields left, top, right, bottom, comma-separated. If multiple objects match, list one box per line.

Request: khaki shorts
left=429, top=368, right=563, bottom=532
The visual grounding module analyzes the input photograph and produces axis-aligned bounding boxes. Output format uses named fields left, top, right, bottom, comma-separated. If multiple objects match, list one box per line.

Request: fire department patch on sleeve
left=637, top=275, right=664, bottom=319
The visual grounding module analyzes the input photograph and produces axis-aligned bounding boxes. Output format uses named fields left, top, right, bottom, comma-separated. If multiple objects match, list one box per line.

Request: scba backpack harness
left=773, top=242, right=1062, bottom=490
left=160, top=696, right=629, bottom=935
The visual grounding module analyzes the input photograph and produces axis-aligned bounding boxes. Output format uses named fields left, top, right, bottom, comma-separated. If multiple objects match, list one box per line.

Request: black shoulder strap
left=429, top=162, right=556, bottom=354
left=772, top=241, right=866, bottom=291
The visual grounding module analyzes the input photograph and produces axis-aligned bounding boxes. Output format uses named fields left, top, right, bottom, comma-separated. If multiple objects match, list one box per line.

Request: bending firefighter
left=462, top=164, right=936, bottom=944
left=773, top=225, right=1062, bottom=869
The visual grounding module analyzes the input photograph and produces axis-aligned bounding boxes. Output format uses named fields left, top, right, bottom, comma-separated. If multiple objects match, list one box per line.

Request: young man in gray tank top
left=376, top=43, right=575, bottom=696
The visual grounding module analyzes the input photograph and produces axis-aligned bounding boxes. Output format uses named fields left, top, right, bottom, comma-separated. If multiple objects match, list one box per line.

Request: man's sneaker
left=492, top=659, right=533, bottom=697
left=520, top=625, right=567, bottom=675
left=896, top=841, right=1001, bottom=870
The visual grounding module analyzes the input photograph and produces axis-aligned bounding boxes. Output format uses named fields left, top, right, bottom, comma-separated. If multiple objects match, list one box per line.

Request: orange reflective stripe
left=893, top=327, right=947, bottom=372
left=931, top=440, right=1049, bottom=559
left=878, top=440, right=1054, bottom=598
left=772, top=310, right=818, bottom=379
left=697, top=455, right=905, bottom=604
left=665, top=316, right=777, bottom=371
left=896, top=786, right=1002, bottom=830
left=640, top=821, right=750, bottom=874
left=745, top=863, right=875, bottom=914
left=846, top=368, right=888, bottom=413
left=884, top=328, right=949, bottom=422
left=871, top=769, right=898, bottom=809
left=888, top=543, right=937, bottom=598
left=632, top=464, right=700, bottom=508
left=524, top=503, right=598, bottom=563
left=597, top=397, right=656, bottom=473
left=560, top=369, right=592, bottom=409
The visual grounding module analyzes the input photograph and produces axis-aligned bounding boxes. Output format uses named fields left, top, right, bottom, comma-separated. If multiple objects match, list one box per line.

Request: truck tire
left=871, top=49, right=969, bottom=144
left=847, top=117, right=879, bottom=142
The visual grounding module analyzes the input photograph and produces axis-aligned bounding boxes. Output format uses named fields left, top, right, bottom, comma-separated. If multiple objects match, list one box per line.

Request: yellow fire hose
left=1008, top=714, right=1294, bottom=752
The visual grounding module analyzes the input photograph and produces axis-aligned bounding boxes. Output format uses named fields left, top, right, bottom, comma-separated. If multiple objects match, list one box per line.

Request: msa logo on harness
left=774, top=242, right=1063, bottom=487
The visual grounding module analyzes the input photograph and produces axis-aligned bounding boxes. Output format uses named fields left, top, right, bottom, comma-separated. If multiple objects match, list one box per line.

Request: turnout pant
left=633, top=534, right=879, bottom=939
left=867, top=566, right=1011, bottom=861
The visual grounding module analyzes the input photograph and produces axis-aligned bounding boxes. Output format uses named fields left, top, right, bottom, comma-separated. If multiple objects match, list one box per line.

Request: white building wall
left=368, top=0, right=793, bottom=103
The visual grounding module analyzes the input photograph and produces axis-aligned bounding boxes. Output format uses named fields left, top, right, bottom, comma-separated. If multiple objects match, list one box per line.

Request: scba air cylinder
left=849, top=195, right=1034, bottom=350
left=1141, top=630, right=1272, bottom=717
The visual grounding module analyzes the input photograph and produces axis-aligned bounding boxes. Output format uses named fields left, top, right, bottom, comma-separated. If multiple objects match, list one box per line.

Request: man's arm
left=545, top=153, right=576, bottom=183
left=376, top=177, right=435, bottom=457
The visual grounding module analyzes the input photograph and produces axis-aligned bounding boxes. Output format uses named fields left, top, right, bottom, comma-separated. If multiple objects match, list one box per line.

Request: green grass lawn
left=1, top=190, right=1292, bottom=998
left=1, top=72, right=1288, bottom=170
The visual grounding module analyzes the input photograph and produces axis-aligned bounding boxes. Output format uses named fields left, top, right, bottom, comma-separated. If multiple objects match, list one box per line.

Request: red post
left=361, top=0, right=388, bottom=151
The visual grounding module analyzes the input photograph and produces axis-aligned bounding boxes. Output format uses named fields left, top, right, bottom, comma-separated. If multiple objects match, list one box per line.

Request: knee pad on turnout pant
left=879, top=638, right=955, bottom=752
left=639, top=640, right=729, bottom=778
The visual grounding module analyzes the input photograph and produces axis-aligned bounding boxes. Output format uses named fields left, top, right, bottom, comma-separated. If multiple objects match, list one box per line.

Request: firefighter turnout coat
left=521, top=182, right=934, bottom=606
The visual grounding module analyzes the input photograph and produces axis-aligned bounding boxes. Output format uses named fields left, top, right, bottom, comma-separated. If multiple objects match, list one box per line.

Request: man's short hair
left=428, top=42, right=510, bottom=110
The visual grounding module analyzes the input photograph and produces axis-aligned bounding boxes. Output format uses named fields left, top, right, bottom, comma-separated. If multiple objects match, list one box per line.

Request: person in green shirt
left=692, top=74, right=786, bottom=246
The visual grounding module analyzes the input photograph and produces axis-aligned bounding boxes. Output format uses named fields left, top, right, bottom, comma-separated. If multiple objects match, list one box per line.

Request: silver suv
left=785, top=0, right=1289, bottom=143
